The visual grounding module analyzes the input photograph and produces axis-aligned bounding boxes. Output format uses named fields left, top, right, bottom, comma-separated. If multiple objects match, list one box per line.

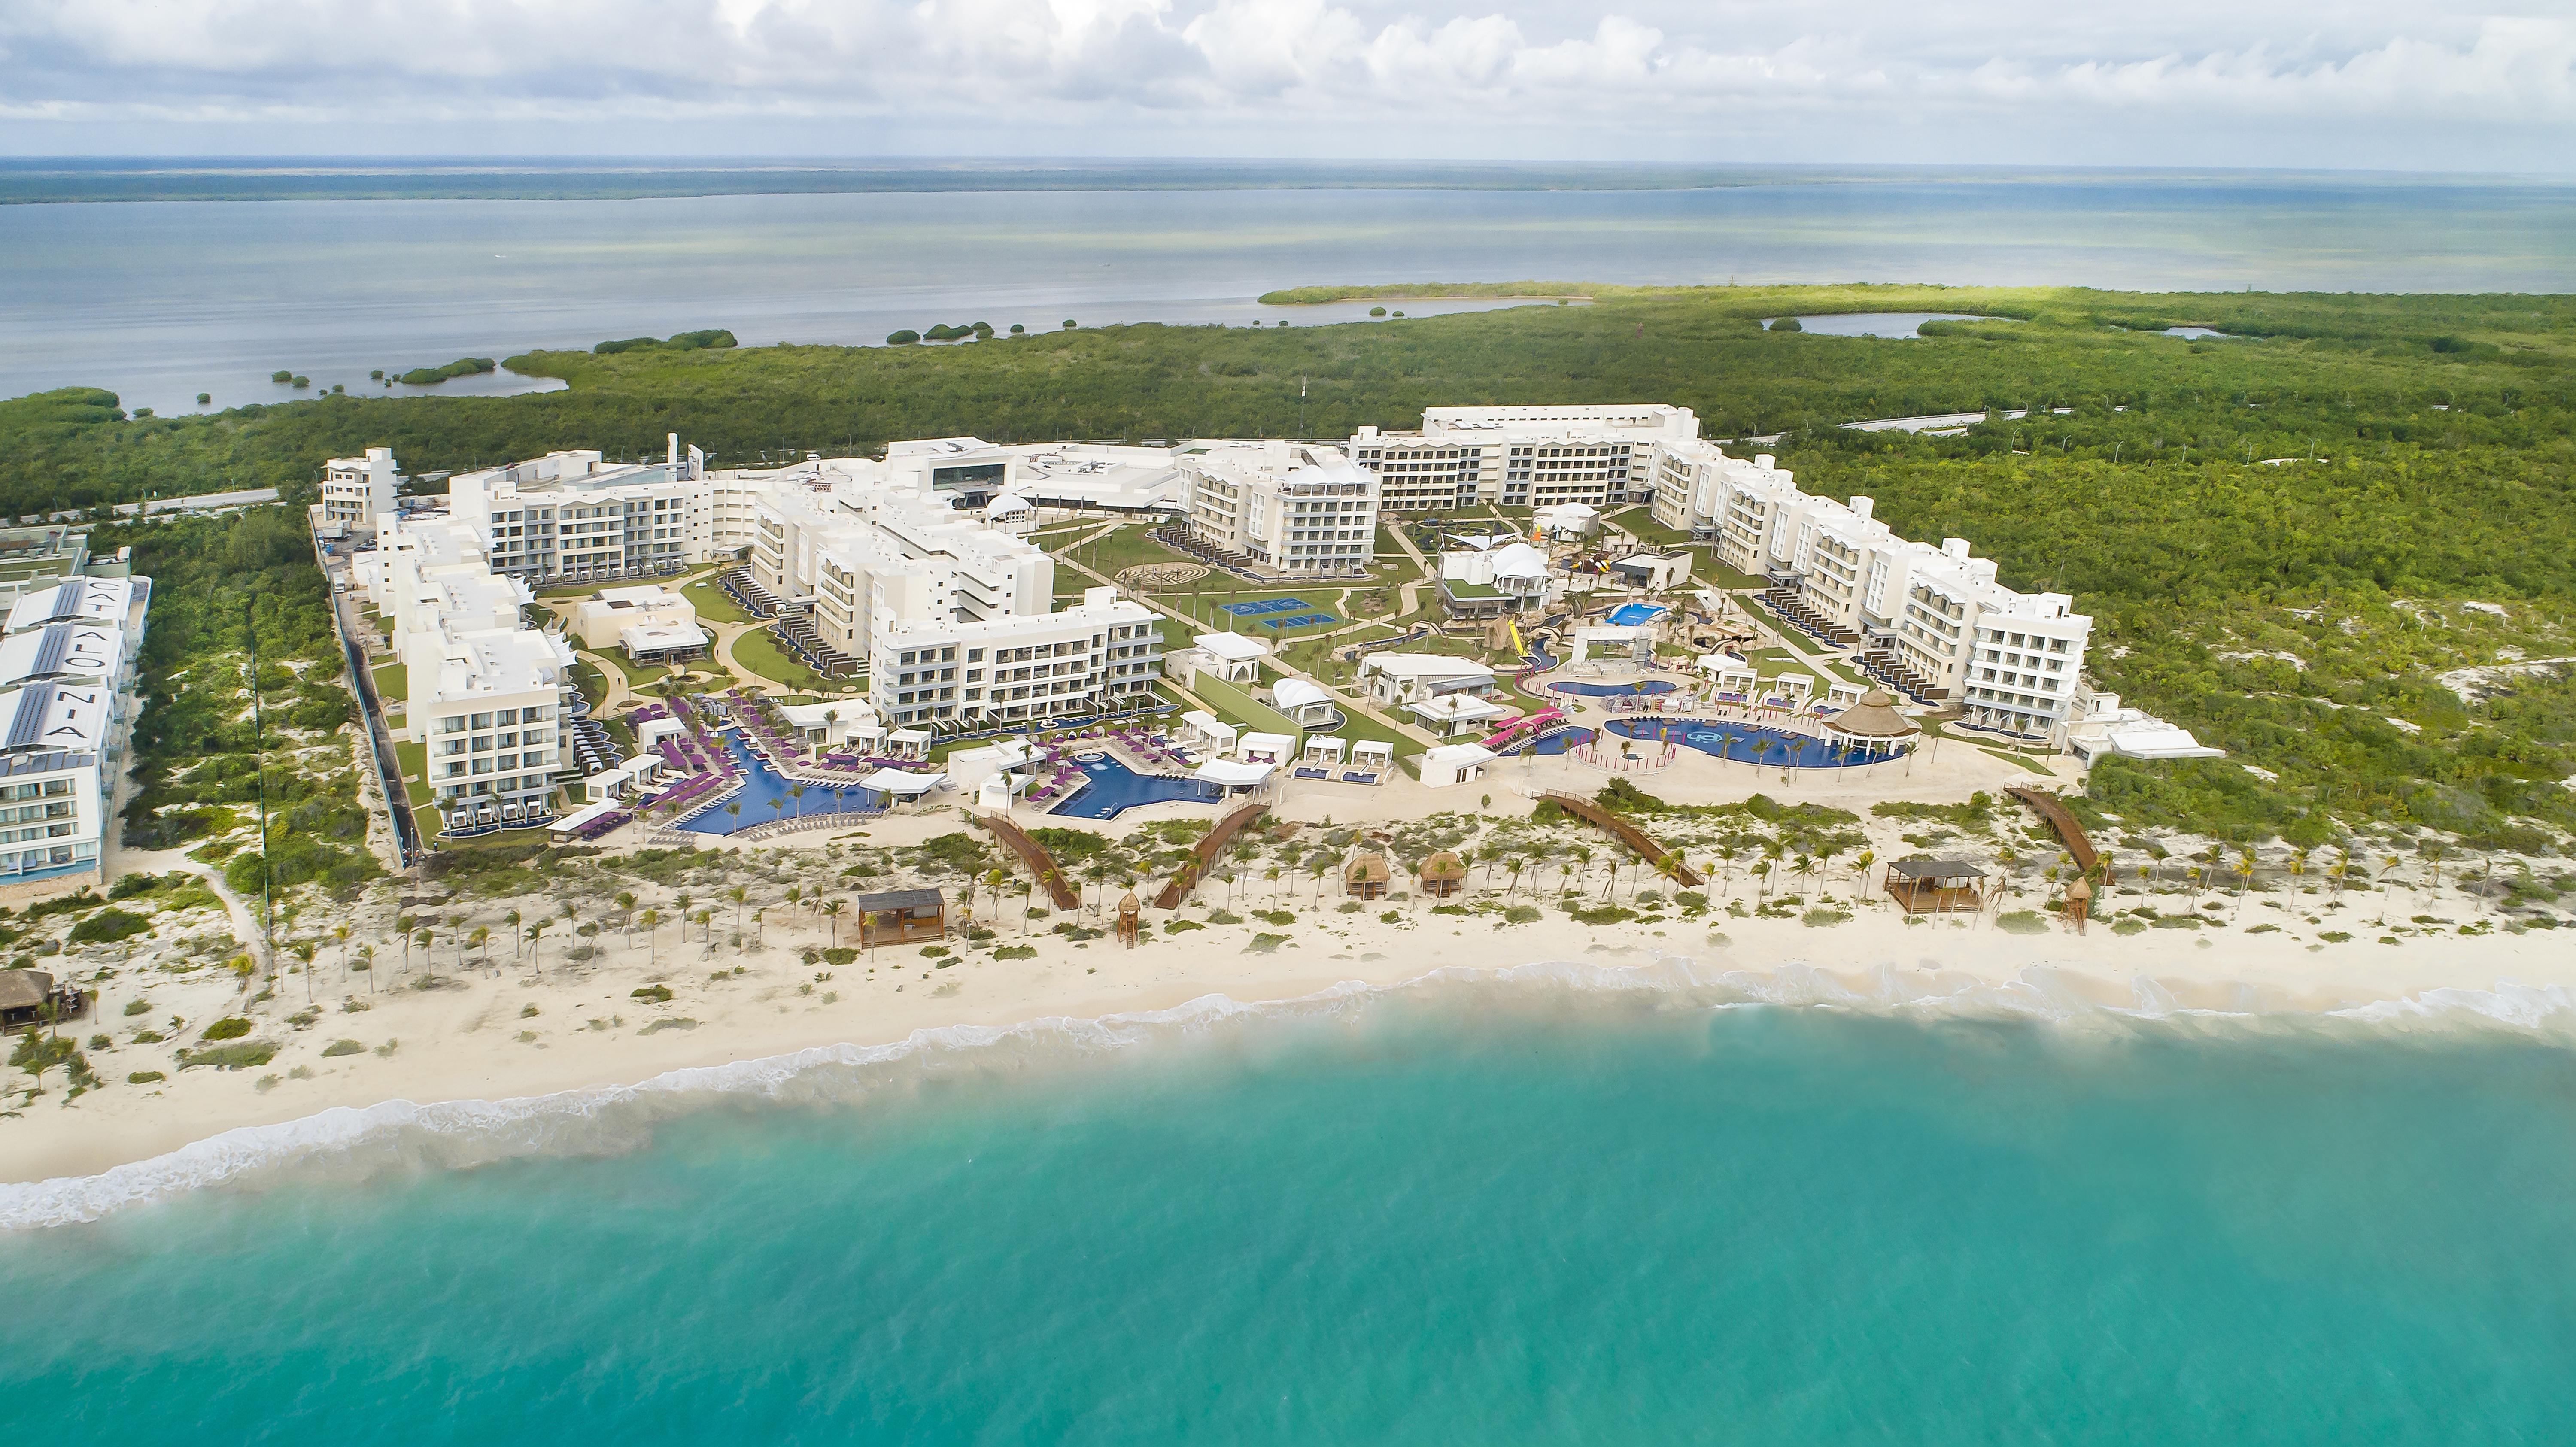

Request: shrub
left=1206, top=910, right=1242, bottom=924
left=1247, top=932, right=1291, bottom=953
left=2319, top=931, right=2354, bottom=943
left=197, top=1016, right=252, bottom=1041
left=2150, top=914, right=2203, bottom=930
left=1379, top=910, right=1402, bottom=923
left=130, top=1030, right=164, bottom=1044
left=885, top=330, right=921, bottom=346
left=822, top=947, right=858, bottom=966
left=321, top=1038, right=365, bottom=1056
left=631, top=984, right=674, bottom=1004
left=1996, top=910, right=2051, bottom=935
left=921, top=945, right=951, bottom=958
left=1675, top=892, right=1708, bottom=910
left=994, top=945, right=1039, bottom=960
left=178, top=1041, right=276, bottom=1071
left=270, top=370, right=292, bottom=383
left=2110, top=919, right=2148, bottom=936
left=638, top=1018, right=699, bottom=1035
left=68, top=907, right=151, bottom=944
left=123, top=998, right=151, bottom=1016
left=1568, top=904, right=1636, bottom=926
left=1802, top=908, right=1853, bottom=927
left=1369, top=306, right=1387, bottom=317
left=1256, top=909, right=1295, bottom=926
left=1504, top=905, right=1542, bottom=924
left=126, top=1070, right=166, bottom=1085
left=1163, top=919, right=1204, bottom=934
left=1769, top=317, right=1803, bottom=332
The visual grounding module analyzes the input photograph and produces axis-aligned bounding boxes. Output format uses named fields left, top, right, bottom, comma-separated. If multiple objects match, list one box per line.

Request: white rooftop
left=0, top=680, right=111, bottom=755
left=0, top=622, right=122, bottom=689
left=1271, top=677, right=1333, bottom=710
left=1194, top=632, right=1269, bottom=662
left=1360, top=653, right=1497, bottom=681
left=6, top=577, right=145, bottom=635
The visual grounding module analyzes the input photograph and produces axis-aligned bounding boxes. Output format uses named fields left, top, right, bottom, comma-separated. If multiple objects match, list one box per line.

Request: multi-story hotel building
left=745, top=454, right=1166, bottom=730
left=320, top=446, right=403, bottom=532
left=0, top=576, right=152, bottom=896
left=1175, top=442, right=1381, bottom=574
left=444, top=437, right=763, bottom=582
left=1347, top=404, right=1699, bottom=512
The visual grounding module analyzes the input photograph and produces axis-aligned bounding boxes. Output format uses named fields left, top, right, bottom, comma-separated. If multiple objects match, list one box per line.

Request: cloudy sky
left=1, top=0, right=2570, bottom=170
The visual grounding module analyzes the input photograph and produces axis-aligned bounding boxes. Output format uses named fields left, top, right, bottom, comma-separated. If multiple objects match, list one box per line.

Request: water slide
left=1480, top=707, right=1568, bottom=751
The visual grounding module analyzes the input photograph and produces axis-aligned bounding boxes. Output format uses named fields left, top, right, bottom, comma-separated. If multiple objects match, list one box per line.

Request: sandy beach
left=9, top=763, right=2570, bottom=1202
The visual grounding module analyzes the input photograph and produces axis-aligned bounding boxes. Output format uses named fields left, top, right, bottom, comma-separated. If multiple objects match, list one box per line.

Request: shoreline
left=9, top=907, right=2572, bottom=1223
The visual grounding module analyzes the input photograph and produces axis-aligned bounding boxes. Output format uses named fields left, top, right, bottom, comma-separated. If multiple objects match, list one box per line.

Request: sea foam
left=7, top=957, right=2571, bottom=1230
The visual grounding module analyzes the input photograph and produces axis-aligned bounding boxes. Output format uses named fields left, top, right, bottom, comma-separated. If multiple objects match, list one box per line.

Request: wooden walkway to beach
left=1155, top=802, right=1271, bottom=909
left=1542, top=792, right=1704, bottom=886
left=977, top=813, right=1081, bottom=910
left=2005, top=785, right=2100, bottom=877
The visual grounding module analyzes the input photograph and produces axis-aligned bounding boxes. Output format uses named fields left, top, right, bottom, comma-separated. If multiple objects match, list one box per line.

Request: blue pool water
left=1548, top=678, right=1680, bottom=697
left=11, top=985, right=2576, bottom=1444
left=1262, top=612, right=1336, bottom=630
left=1604, top=602, right=1671, bottom=626
left=1049, top=753, right=1219, bottom=819
left=677, top=734, right=882, bottom=833
left=1220, top=598, right=1308, bottom=616
left=1609, top=716, right=1897, bottom=767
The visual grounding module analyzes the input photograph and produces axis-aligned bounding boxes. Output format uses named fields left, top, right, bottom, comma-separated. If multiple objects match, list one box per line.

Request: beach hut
left=1348, top=741, right=1394, bottom=781
left=1821, top=689, right=1920, bottom=758
left=1300, top=736, right=1348, bottom=767
left=2060, top=876, right=2093, bottom=934
left=1884, top=857, right=1986, bottom=914
left=854, top=888, right=948, bottom=948
left=1237, top=731, right=1296, bottom=765
left=1344, top=853, right=1391, bottom=901
left=0, top=970, right=58, bottom=1034
left=1418, top=851, right=1467, bottom=898
left=1116, top=890, right=1142, bottom=948
left=1419, top=742, right=1496, bottom=789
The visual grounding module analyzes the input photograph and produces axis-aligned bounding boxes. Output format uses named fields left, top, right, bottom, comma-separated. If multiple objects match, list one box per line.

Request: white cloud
left=0, top=0, right=2569, bottom=165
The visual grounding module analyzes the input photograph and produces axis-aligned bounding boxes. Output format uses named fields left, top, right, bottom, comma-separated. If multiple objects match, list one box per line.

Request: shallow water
left=10, top=171, right=2576, bottom=416
left=5, top=967, right=2574, bottom=1443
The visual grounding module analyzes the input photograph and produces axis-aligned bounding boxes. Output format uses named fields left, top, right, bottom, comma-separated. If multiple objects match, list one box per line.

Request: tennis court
left=1221, top=598, right=1309, bottom=617
left=1263, top=612, right=1337, bottom=630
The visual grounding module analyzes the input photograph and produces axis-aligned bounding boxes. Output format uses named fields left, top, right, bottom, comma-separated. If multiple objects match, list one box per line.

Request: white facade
left=321, top=446, right=401, bottom=530
left=744, top=452, right=1167, bottom=729
left=0, top=577, right=151, bottom=891
left=1357, top=653, right=1498, bottom=707
left=1349, top=404, right=1698, bottom=512
left=445, top=435, right=753, bottom=582
left=573, top=585, right=705, bottom=660
left=1177, top=442, right=1381, bottom=574
left=358, top=512, right=572, bottom=821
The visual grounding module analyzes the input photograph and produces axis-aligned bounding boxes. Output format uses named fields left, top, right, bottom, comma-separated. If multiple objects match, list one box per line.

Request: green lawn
left=682, top=577, right=754, bottom=625
left=730, top=626, right=850, bottom=695
left=598, top=649, right=671, bottom=689
left=372, top=661, right=407, bottom=702
left=568, top=658, right=609, bottom=711
left=391, top=740, right=432, bottom=807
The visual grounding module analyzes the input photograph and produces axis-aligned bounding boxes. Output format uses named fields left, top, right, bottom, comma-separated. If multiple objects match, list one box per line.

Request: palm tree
left=789, top=783, right=809, bottom=818
left=469, top=926, right=490, bottom=971
left=290, top=940, right=319, bottom=1003
left=503, top=910, right=522, bottom=962
left=1853, top=849, right=1876, bottom=904
left=1714, top=843, right=1739, bottom=895
left=616, top=891, right=638, bottom=948
left=822, top=899, right=844, bottom=946
left=728, top=886, right=748, bottom=937
left=413, top=928, right=434, bottom=980
left=355, top=943, right=376, bottom=992
left=726, top=801, right=743, bottom=833
left=638, top=908, right=661, bottom=966
left=526, top=922, right=546, bottom=971
left=769, top=797, right=788, bottom=827
left=334, top=924, right=352, bottom=981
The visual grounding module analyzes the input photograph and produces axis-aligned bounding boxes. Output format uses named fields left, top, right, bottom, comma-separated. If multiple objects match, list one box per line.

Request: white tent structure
left=861, top=768, right=947, bottom=797
left=1192, top=631, right=1267, bottom=683
left=1537, top=502, right=1600, bottom=539
left=1270, top=676, right=1341, bottom=727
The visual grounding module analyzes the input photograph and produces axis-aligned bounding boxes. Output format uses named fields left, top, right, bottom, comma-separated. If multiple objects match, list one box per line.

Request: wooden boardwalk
left=976, top=813, right=1081, bottom=910
left=1542, top=792, right=1705, bottom=886
left=2005, top=785, right=2100, bottom=876
left=1155, top=803, right=1271, bottom=909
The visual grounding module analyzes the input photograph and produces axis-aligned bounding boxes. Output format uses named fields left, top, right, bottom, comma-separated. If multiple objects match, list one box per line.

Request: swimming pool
left=1548, top=679, right=1680, bottom=698
left=1049, top=753, right=1221, bottom=820
left=1607, top=717, right=1898, bottom=768
left=676, top=734, right=884, bottom=833
left=1605, top=603, right=1670, bottom=627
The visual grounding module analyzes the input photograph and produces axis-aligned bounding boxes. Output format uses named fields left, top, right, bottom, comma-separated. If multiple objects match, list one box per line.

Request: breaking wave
left=9, top=955, right=2574, bottom=1230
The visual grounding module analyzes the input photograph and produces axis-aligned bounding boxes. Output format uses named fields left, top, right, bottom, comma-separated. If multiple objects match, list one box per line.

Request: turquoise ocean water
left=5, top=968, right=2575, bottom=1443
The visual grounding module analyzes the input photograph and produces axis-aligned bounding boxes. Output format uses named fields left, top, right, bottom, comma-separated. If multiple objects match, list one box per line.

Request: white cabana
left=1350, top=741, right=1394, bottom=773
left=1193, top=758, right=1275, bottom=790
left=1270, top=676, right=1340, bottom=727
left=884, top=727, right=933, bottom=761
left=583, top=770, right=627, bottom=803
left=1419, top=742, right=1497, bottom=788
left=861, top=768, right=948, bottom=796
left=1759, top=673, right=1814, bottom=709
left=637, top=716, right=684, bottom=750
left=978, top=771, right=1030, bottom=810
left=550, top=799, right=622, bottom=837
left=1300, top=736, right=1347, bottom=765
left=1537, top=502, right=1600, bottom=539
left=620, top=755, right=665, bottom=788
left=1192, top=631, right=1268, bottom=683
left=1237, top=731, right=1296, bottom=764
left=1408, top=692, right=1510, bottom=737
left=1179, top=710, right=1238, bottom=756
left=1706, top=664, right=1759, bottom=701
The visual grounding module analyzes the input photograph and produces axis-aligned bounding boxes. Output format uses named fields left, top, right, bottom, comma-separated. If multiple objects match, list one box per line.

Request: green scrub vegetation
left=3, top=282, right=2572, bottom=847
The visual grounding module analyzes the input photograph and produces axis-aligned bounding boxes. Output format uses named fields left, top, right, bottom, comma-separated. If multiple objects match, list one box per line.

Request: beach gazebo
left=0, top=969, right=65, bottom=1034
left=2060, top=876, right=2093, bottom=934
left=1884, top=857, right=1985, bottom=914
left=1344, top=853, right=1391, bottom=901
left=1116, top=890, right=1143, bottom=948
left=1418, top=851, right=1467, bottom=898
left=1821, top=689, right=1920, bottom=758
left=854, top=888, right=948, bottom=947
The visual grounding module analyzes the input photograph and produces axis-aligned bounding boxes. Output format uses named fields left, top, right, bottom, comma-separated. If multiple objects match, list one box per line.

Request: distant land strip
left=0, top=159, right=1858, bottom=205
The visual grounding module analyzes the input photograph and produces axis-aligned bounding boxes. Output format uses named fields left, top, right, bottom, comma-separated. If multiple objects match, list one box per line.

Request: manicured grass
left=1184, top=671, right=1304, bottom=739
left=598, top=649, right=671, bottom=688
left=371, top=662, right=407, bottom=702
left=568, top=659, right=609, bottom=711
left=730, top=627, right=848, bottom=695
left=681, top=578, right=754, bottom=625
left=391, top=740, right=432, bottom=807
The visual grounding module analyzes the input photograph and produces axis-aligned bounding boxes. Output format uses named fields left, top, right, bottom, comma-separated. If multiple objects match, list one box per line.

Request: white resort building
left=0, top=575, right=152, bottom=897
left=1175, top=441, right=1382, bottom=575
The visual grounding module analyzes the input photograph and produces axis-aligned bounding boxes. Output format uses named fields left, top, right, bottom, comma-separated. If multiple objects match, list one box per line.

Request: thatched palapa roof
left=1826, top=689, right=1919, bottom=740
